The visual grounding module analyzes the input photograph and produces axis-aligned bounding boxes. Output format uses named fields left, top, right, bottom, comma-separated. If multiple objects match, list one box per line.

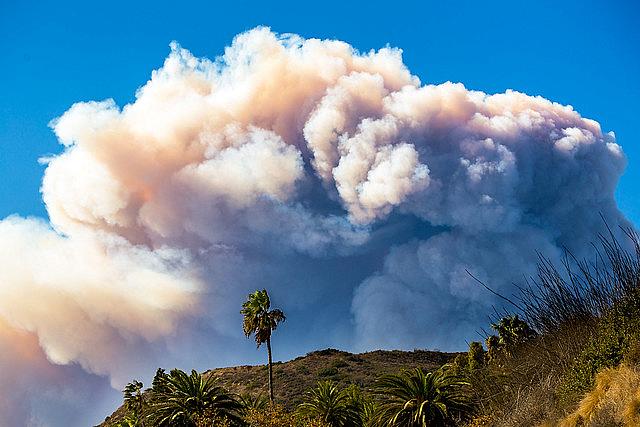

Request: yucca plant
left=297, top=381, right=361, bottom=426
left=374, top=368, right=471, bottom=426
left=147, top=368, right=243, bottom=426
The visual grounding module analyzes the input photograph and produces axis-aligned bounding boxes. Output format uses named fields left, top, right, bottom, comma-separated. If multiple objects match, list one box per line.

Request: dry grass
left=467, top=322, right=594, bottom=427
left=204, top=348, right=456, bottom=410
left=552, top=364, right=640, bottom=427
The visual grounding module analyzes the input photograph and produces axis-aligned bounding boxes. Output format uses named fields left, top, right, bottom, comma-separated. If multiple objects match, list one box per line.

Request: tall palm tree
left=147, top=368, right=243, bottom=426
left=241, top=289, right=286, bottom=403
left=374, top=368, right=471, bottom=427
left=297, top=381, right=360, bottom=427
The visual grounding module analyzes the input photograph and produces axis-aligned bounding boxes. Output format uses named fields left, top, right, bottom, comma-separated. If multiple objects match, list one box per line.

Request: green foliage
left=490, top=315, right=536, bottom=350
left=318, top=367, right=339, bottom=378
left=147, top=368, right=243, bottom=426
left=451, top=353, right=469, bottom=376
left=121, top=380, right=145, bottom=426
left=244, top=404, right=299, bottom=427
left=342, top=384, right=379, bottom=427
left=115, top=416, right=141, bottom=427
left=374, top=367, right=471, bottom=426
left=467, top=342, right=485, bottom=371
left=151, top=368, right=169, bottom=393
left=331, top=359, right=348, bottom=369
left=297, top=381, right=361, bottom=427
left=241, top=289, right=286, bottom=348
left=239, top=393, right=269, bottom=413
left=625, top=338, right=640, bottom=367
left=484, top=335, right=500, bottom=363
left=559, top=296, right=640, bottom=402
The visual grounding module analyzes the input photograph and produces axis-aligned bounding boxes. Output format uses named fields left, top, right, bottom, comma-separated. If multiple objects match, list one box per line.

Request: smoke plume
left=0, top=27, right=631, bottom=425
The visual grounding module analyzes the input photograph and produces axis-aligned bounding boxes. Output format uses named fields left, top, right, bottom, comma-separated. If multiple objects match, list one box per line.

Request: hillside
left=99, top=348, right=457, bottom=426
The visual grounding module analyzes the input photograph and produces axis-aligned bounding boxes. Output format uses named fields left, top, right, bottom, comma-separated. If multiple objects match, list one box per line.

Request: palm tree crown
left=491, top=314, right=536, bottom=348
left=297, top=381, right=361, bottom=426
left=374, top=367, right=471, bottom=427
left=148, top=368, right=242, bottom=426
left=241, top=289, right=285, bottom=346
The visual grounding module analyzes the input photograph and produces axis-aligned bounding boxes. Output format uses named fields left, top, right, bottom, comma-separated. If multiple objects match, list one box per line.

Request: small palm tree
left=359, top=400, right=381, bottom=427
left=241, top=289, right=286, bottom=403
left=238, top=393, right=269, bottom=418
left=374, top=368, right=471, bottom=426
left=297, top=381, right=360, bottom=426
left=147, top=368, right=242, bottom=426
left=121, top=379, right=145, bottom=426
left=343, top=384, right=379, bottom=427
left=491, top=314, right=536, bottom=349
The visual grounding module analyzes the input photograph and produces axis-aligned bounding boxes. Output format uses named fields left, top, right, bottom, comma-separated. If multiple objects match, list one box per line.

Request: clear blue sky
left=1, top=0, right=639, bottom=224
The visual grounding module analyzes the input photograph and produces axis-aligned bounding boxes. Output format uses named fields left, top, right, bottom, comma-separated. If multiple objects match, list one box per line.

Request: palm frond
left=146, top=368, right=243, bottom=426
left=374, top=368, right=471, bottom=426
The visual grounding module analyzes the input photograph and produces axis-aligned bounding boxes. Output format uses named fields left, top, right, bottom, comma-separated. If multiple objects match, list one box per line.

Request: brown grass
left=205, top=348, right=456, bottom=410
left=467, top=322, right=595, bottom=427
left=552, top=364, right=640, bottom=427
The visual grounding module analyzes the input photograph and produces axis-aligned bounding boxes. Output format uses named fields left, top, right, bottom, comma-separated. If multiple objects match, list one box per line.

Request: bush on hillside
left=468, top=227, right=640, bottom=426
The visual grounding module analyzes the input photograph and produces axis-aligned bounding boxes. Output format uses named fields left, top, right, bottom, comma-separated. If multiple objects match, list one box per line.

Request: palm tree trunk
left=266, top=336, right=274, bottom=404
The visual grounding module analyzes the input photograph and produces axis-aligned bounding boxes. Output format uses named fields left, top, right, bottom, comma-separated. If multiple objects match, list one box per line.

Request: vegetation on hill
left=101, top=226, right=640, bottom=426
left=100, top=349, right=459, bottom=426
left=456, top=227, right=640, bottom=426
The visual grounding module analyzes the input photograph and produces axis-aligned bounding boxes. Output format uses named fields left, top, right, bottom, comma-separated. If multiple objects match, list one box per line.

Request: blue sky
left=1, top=0, right=639, bottom=223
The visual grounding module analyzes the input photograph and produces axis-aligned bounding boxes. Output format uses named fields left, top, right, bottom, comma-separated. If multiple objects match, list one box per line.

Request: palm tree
left=147, top=368, right=242, bottom=426
left=297, top=381, right=360, bottom=426
left=490, top=314, right=536, bottom=349
left=238, top=393, right=269, bottom=418
left=121, top=379, right=145, bottom=426
left=343, top=384, right=379, bottom=427
left=241, top=289, right=286, bottom=403
left=374, top=368, right=471, bottom=426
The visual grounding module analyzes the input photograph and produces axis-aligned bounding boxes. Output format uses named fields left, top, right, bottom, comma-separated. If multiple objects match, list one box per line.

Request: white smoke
left=0, top=27, right=631, bottom=425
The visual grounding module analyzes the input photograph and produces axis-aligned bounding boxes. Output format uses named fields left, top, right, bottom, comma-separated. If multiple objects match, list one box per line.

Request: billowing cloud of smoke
left=0, top=27, right=631, bottom=425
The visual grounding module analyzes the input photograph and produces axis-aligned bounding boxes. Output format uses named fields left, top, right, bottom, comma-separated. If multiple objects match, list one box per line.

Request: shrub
left=245, top=404, right=298, bottom=427
left=484, top=335, right=500, bottom=364
left=468, top=227, right=640, bottom=425
left=121, top=380, right=145, bottom=426
left=559, top=297, right=640, bottom=401
left=467, top=342, right=485, bottom=371
left=490, top=315, right=536, bottom=350
left=331, top=359, right=349, bottom=369
left=318, top=367, right=339, bottom=378
left=451, top=353, right=469, bottom=375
